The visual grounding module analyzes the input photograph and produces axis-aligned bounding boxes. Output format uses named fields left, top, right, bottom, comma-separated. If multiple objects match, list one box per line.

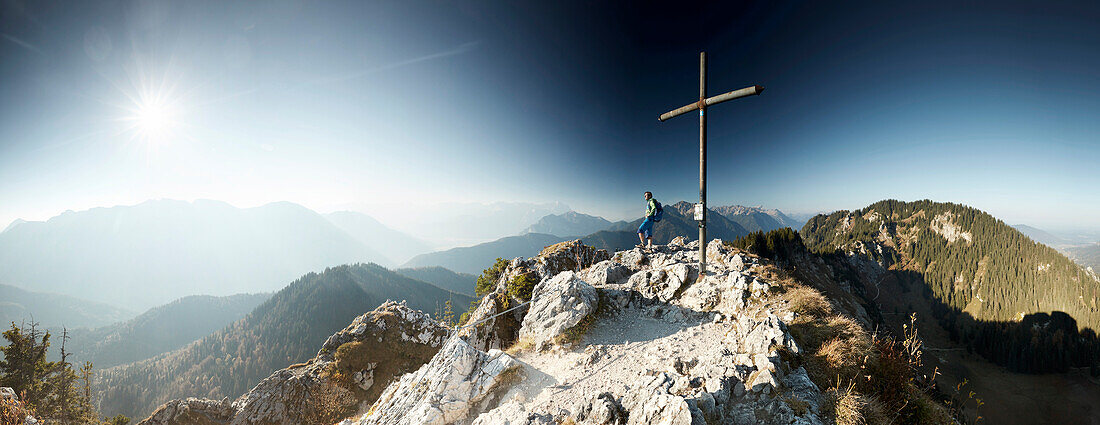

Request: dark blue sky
left=2, top=0, right=1098, bottom=230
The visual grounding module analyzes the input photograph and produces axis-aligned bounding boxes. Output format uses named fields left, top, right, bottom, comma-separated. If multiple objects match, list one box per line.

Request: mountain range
left=359, top=201, right=571, bottom=248
left=1013, top=224, right=1075, bottom=248
left=324, top=211, right=432, bottom=264
left=398, top=201, right=815, bottom=274
left=710, top=204, right=806, bottom=231
left=582, top=201, right=752, bottom=252
left=0, top=200, right=415, bottom=310
left=402, top=233, right=569, bottom=275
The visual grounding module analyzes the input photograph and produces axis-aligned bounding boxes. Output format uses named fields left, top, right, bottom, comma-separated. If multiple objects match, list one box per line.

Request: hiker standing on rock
left=637, top=191, right=662, bottom=249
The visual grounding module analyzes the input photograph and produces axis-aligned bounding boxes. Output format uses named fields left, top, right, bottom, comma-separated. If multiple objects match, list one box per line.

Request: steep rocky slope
left=801, top=200, right=1100, bottom=423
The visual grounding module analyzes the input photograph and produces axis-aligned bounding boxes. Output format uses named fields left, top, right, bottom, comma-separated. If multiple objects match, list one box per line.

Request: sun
left=134, top=99, right=173, bottom=137
left=127, top=96, right=179, bottom=142
left=118, top=66, right=185, bottom=144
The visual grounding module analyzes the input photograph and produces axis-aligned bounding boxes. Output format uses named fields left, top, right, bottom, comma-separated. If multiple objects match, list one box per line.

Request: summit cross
left=658, top=51, right=764, bottom=276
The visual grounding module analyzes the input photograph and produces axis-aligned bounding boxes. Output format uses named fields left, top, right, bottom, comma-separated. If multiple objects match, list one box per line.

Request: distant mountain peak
left=2, top=218, right=25, bottom=234
left=522, top=211, right=612, bottom=238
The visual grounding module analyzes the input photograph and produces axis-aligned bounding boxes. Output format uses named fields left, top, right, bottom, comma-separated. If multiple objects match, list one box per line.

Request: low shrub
left=507, top=274, right=537, bottom=301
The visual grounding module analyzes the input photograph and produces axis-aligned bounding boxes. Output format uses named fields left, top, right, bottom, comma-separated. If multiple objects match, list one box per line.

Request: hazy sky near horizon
left=2, top=0, right=1099, bottom=231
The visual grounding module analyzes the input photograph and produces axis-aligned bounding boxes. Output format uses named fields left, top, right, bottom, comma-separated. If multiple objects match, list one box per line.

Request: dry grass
left=771, top=264, right=954, bottom=425
left=539, top=240, right=578, bottom=257
left=825, top=382, right=868, bottom=425
left=505, top=338, right=535, bottom=355
left=784, top=285, right=832, bottom=317
left=554, top=307, right=598, bottom=347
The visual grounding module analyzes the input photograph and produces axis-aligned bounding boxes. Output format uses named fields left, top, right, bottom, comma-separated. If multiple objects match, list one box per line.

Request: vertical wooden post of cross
left=658, top=52, right=764, bottom=277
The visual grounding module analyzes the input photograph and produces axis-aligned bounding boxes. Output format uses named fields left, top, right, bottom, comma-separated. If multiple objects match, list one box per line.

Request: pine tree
left=0, top=321, right=55, bottom=412
left=442, top=299, right=457, bottom=326
left=0, top=323, right=102, bottom=424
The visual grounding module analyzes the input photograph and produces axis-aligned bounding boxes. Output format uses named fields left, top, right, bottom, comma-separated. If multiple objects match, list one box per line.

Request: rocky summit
left=141, top=238, right=915, bottom=425
left=343, top=239, right=830, bottom=425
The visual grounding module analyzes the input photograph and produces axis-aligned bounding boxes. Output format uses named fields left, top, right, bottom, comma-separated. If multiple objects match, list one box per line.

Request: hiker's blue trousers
left=638, top=217, right=654, bottom=238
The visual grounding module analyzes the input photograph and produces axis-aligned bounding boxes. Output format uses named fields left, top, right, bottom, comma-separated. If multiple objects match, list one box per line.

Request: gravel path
left=501, top=305, right=726, bottom=417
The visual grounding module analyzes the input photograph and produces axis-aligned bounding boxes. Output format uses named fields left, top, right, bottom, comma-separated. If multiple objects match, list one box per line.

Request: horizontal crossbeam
left=657, top=85, right=764, bottom=122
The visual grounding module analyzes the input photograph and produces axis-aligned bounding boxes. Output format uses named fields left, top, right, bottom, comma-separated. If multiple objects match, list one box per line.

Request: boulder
left=348, top=337, right=522, bottom=425
left=574, top=392, right=627, bottom=425
left=140, top=398, right=235, bottom=425
left=737, top=313, right=799, bottom=355
left=620, top=373, right=703, bottom=425
left=626, top=263, right=696, bottom=303
left=470, top=400, right=555, bottom=425
left=519, top=271, right=599, bottom=348
left=526, top=240, right=611, bottom=282
left=582, top=260, right=632, bottom=286
left=679, top=272, right=748, bottom=313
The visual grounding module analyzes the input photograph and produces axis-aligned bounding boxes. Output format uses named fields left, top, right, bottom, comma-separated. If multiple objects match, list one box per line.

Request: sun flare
left=134, top=100, right=173, bottom=137
left=119, top=67, right=185, bottom=144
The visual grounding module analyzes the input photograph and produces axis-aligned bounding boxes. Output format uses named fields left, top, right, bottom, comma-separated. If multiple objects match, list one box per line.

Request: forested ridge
left=95, top=264, right=473, bottom=419
left=67, top=293, right=270, bottom=369
left=1065, top=243, right=1100, bottom=272
left=801, top=199, right=1100, bottom=374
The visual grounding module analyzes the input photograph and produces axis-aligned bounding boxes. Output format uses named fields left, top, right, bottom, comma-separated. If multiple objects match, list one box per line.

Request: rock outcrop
left=345, top=337, right=521, bottom=425
left=518, top=271, right=598, bottom=349
left=139, top=301, right=449, bottom=425
left=340, top=240, right=828, bottom=425
left=139, top=398, right=235, bottom=425
left=459, top=240, right=611, bottom=351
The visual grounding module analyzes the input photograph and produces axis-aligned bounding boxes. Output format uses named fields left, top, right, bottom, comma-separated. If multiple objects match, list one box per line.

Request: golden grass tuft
left=824, top=382, right=868, bottom=425
left=784, top=285, right=833, bottom=317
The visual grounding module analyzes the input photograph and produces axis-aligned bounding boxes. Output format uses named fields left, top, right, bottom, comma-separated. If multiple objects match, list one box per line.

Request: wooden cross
left=658, top=52, right=763, bottom=276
